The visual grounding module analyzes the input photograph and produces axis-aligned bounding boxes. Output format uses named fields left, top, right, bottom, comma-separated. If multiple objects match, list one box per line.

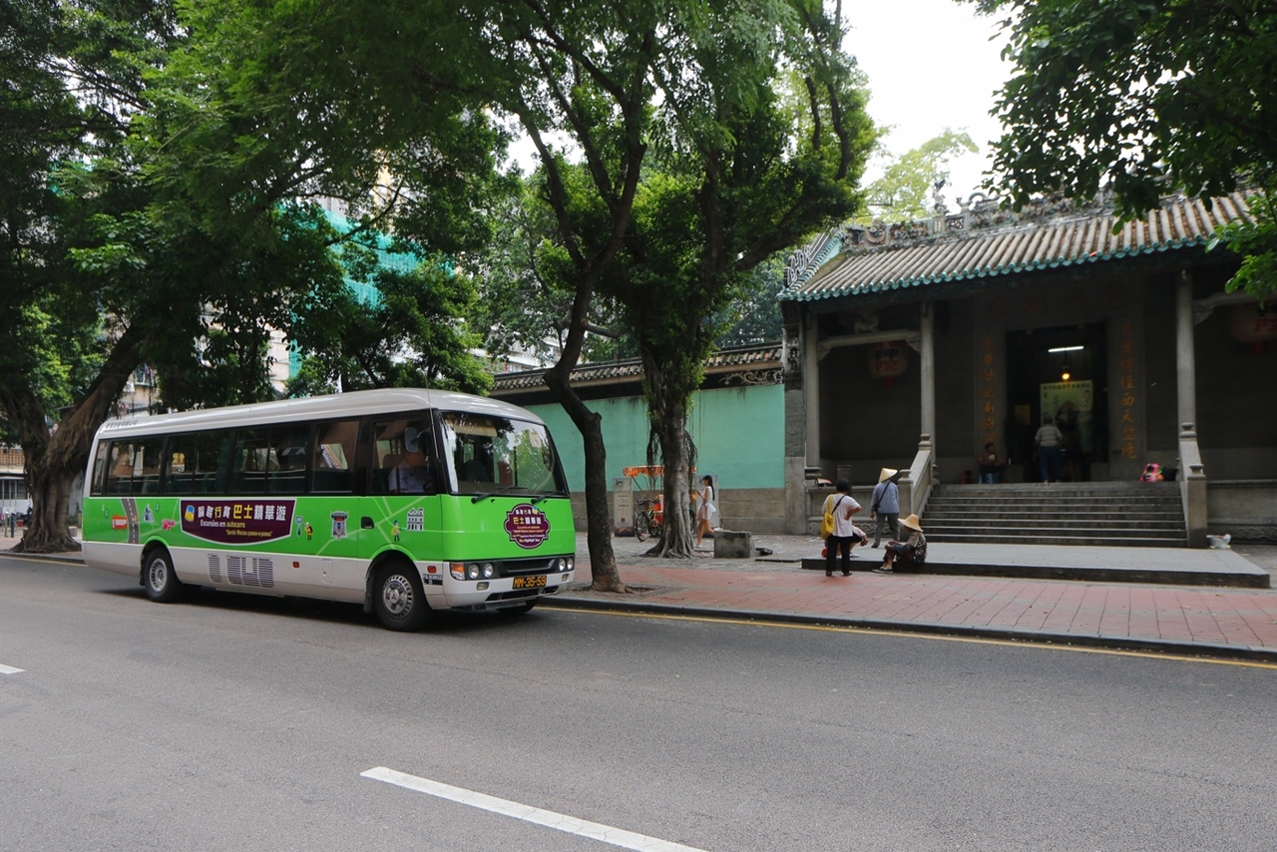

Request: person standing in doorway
left=823, top=479, right=863, bottom=576
left=1035, top=415, right=1064, bottom=483
left=695, top=475, right=716, bottom=547
left=869, top=468, right=901, bottom=548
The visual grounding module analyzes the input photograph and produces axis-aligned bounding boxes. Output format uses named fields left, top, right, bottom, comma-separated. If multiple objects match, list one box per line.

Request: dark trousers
left=1039, top=446, right=1063, bottom=482
left=826, top=534, right=854, bottom=574
left=873, top=513, right=899, bottom=546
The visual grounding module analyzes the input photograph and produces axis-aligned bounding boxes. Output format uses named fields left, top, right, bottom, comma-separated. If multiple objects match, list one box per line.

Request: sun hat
left=878, top=467, right=898, bottom=483
left=899, top=513, right=924, bottom=532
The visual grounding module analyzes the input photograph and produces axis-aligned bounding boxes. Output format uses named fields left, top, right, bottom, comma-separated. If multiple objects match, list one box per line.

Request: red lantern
left=1229, top=303, right=1277, bottom=354
left=868, top=340, right=909, bottom=387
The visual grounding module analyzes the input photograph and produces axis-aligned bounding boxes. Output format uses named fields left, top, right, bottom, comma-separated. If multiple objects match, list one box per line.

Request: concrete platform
left=800, top=542, right=1270, bottom=588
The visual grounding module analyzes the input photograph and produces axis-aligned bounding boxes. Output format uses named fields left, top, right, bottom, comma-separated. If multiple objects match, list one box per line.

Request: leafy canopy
left=969, top=0, right=1277, bottom=299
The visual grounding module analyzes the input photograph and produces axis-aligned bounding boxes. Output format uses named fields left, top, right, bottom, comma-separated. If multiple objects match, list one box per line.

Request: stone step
left=932, top=482, right=1179, bottom=492
left=922, top=512, right=1183, bottom=525
left=924, top=516, right=1179, bottom=528
left=927, top=531, right=1187, bottom=547
left=926, top=496, right=1180, bottom=508
left=924, top=505, right=1179, bottom=521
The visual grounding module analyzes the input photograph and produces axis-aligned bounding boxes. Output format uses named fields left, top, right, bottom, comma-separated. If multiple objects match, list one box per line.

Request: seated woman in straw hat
left=873, top=514, right=926, bottom=574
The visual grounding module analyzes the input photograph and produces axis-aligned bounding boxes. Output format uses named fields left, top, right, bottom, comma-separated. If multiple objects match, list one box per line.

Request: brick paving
left=553, top=533, right=1277, bottom=661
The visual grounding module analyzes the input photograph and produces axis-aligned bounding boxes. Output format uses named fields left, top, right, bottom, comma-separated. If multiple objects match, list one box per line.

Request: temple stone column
left=1176, top=270, right=1197, bottom=429
left=920, top=301, right=936, bottom=449
left=804, top=314, right=820, bottom=469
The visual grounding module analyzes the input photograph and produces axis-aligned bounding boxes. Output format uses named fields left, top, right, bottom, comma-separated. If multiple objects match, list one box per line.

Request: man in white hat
left=869, top=467, right=902, bottom=548
left=873, top=513, right=926, bottom=573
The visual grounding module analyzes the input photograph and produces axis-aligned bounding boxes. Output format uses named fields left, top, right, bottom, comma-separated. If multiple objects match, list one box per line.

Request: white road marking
left=361, top=766, right=708, bottom=852
left=0, top=663, right=24, bottom=675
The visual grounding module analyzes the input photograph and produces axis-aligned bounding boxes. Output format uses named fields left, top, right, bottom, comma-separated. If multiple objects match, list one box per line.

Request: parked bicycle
left=634, top=497, right=664, bottom=542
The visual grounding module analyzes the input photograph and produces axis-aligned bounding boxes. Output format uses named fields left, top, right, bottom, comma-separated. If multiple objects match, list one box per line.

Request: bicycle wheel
left=635, top=511, right=649, bottom=541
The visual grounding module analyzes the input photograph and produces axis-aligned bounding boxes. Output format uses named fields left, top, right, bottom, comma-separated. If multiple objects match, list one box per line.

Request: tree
left=862, top=130, right=978, bottom=222
left=3, top=0, right=499, bottom=552
left=287, top=235, right=493, bottom=397
left=714, top=257, right=786, bottom=348
left=968, top=0, right=1277, bottom=301
left=1, top=0, right=180, bottom=552
left=600, top=0, right=874, bottom=556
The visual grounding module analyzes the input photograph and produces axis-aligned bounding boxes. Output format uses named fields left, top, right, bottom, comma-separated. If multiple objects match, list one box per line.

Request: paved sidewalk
left=550, top=533, right=1277, bottom=662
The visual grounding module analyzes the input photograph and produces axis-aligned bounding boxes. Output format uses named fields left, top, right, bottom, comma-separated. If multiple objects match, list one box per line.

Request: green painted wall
left=528, top=384, right=784, bottom=492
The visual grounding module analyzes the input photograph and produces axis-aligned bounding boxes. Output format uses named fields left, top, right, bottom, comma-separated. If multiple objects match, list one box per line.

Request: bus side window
left=137, top=438, right=163, bottom=494
left=165, top=431, right=230, bottom=495
left=108, top=443, right=135, bottom=494
left=90, top=441, right=110, bottom=496
left=269, top=425, right=310, bottom=494
left=231, top=430, right=269, bottom=494
left=312, top=420, right=357, bottom=493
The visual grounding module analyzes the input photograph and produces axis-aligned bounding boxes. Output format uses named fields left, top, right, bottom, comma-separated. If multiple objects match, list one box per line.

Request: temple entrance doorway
left=1006, top=323, right=1109, bottom=482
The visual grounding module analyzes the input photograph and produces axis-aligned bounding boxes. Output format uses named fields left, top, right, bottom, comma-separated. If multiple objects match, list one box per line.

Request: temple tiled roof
left=490, top=342, right=782, bottom=394
left=782, top=191, right=1257, bottom=303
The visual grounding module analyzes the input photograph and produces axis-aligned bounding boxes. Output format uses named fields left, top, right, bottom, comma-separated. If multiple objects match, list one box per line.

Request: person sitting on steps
left=873, top=514, right=926, bottom=574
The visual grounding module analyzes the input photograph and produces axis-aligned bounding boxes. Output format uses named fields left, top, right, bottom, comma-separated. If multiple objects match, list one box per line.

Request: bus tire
left=373, top=561, right=430, bottom=631
left=143, top=546, right=186, bottom=603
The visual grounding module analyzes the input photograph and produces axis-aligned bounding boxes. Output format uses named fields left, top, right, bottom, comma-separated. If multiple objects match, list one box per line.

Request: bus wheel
left=143, top=547, right=185, bottom=603
left=373, top=562, right=430, bottom=631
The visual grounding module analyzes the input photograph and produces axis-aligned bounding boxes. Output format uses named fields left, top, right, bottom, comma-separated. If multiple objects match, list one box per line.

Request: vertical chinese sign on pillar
left=1118, top=321, right=1138, bottom=460
left=979, top=335, right=998, bottom=451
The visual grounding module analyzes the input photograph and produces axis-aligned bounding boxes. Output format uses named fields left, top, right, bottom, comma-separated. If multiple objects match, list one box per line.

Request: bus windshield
left=440, top=411, right=566, bottom=496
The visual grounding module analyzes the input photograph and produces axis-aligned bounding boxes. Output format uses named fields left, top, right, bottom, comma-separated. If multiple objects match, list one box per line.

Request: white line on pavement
left=361, top=766, right=708, bottom=852
left=0, top=663, right=25, bottom=675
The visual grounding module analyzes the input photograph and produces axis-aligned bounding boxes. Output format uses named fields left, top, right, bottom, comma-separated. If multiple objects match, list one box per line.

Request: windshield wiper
left=470, top=483, right=527, bottom=504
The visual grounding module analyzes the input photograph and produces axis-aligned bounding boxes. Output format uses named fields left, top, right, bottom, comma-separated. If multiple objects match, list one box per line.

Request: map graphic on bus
left=180, top=499, right=295, bottom=545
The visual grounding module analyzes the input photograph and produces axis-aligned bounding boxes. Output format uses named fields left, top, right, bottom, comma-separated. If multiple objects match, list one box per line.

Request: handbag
left=820, top=495, right=840, bottom=539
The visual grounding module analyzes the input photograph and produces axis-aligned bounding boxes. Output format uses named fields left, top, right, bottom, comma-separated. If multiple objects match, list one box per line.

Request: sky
left=845, top=0, right=1013, bottom=208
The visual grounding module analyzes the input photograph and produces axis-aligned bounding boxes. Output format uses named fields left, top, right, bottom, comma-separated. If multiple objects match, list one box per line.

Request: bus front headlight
left=466, top=564, right=481, bottom=580
left=482, top=563, right=496, bottom=579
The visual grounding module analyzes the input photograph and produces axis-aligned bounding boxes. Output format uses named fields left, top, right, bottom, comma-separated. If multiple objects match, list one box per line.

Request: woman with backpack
left=823, top=479, right=865, bottom=577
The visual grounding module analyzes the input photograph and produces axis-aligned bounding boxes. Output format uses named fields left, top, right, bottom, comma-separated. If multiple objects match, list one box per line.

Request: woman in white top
left=695, top=475, right=715, bottom=547
left=824, top=479, right=864, bottom=576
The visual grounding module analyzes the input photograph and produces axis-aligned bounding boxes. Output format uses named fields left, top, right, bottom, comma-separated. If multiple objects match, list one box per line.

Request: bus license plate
left=512, top=575, right=547, bottom=589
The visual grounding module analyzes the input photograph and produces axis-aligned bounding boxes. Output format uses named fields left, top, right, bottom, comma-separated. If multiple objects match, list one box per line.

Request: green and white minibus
left=81, top=389, right=576, bottom=630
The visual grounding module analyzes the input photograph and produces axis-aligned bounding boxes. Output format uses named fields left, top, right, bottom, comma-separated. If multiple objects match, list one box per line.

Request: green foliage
left=863, top=130, right=978, bottom=222
left=970, top=0, right=1277, bottom=299
left=287, top=242, right=492, bottom=396
left=714, top=257, right=786, bottom=347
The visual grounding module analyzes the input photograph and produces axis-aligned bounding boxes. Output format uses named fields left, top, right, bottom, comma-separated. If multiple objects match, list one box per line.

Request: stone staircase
left=921, top=481, right=1187, bottom=547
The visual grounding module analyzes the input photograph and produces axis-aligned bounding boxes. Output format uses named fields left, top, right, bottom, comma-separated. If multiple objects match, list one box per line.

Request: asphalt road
left=3, top=554, right=1277, bottom=851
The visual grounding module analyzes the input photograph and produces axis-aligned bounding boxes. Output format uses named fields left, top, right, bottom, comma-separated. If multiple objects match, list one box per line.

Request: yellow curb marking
left=561, top=608, right=1277, bottom=670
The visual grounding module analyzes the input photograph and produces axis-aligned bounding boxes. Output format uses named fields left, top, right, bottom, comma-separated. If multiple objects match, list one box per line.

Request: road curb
left=540, top=596, right=1277, bottom=664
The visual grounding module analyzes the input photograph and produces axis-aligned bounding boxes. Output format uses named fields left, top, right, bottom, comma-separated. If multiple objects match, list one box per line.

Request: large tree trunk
left=641, top=350, right=697, bottom=558
left=7, top=326, right=145, bottom=554
left=545, top=364, right=625, bottom=593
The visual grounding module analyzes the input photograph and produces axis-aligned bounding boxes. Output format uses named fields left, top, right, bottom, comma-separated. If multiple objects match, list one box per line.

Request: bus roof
left=93, top=388, right=546, bottom=438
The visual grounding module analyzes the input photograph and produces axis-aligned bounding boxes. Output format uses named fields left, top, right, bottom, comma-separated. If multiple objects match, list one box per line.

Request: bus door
left=369, top=416, right=445, bottom=578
